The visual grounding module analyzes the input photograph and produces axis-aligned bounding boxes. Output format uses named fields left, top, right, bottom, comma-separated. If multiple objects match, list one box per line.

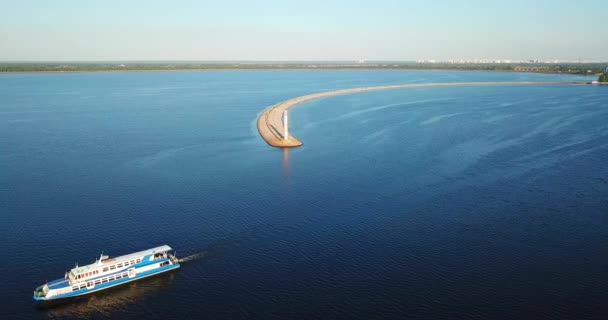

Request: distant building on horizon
left=605, top=65, right=608, bottom=74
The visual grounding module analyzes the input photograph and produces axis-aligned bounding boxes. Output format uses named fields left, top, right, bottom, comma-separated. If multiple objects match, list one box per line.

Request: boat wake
left=178, top=251, right=207, bottom=263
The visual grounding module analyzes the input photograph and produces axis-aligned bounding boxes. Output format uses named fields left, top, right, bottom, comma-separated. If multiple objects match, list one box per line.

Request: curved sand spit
left=257, top=81, right=587, bottom=148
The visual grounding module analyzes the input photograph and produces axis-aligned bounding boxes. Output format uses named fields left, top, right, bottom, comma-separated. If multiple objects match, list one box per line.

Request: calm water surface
left=1, top=70, right=607, bottom=319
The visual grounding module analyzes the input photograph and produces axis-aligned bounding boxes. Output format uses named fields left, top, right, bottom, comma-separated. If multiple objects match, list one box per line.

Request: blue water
left=1, top=70, right=607, bottom=319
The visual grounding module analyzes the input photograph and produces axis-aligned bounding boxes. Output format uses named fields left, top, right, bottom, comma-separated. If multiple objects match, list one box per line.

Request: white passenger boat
left=33, top=245, right=180, bottom=301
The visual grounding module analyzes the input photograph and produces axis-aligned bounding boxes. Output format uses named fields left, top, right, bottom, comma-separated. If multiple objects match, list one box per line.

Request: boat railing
left=34, top=284, right=48, bottom=298
left=168, top=253, right=179, bottom=263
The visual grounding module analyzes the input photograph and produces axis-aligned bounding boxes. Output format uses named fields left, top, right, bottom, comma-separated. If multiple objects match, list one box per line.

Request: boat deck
left=47, top=278, right=69, bottom=289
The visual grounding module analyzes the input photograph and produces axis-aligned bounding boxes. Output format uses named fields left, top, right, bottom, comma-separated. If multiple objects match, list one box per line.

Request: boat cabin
left=66, top=245, right=172, bottom=284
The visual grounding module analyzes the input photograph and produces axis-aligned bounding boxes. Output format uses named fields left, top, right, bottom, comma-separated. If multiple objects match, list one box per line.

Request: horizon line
left=1, top=60, right=607, bottom=64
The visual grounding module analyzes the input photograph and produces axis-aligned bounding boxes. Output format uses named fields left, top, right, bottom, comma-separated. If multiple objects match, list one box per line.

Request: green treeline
left=0, top=62, right=606, bottom=74
left=599, top=73, right=608, bottom=82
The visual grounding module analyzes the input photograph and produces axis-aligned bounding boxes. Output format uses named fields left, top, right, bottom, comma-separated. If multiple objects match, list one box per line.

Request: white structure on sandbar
left=282, top=110, right=289, bottom=140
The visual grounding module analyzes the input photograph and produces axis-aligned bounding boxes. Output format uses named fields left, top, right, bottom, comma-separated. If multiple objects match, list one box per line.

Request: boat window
left=72, top=286, right=78, bottom=291
left=109, top=276, right=115, bottom=281
left=87, top=282, right=92, bottom=286
left=103, top=267, right=108, bottom=272
left=102, top=278, right=108, bottom=283
left=117, top=263, right=123, bottom=268
left=79, top=285, right=86, bottom=289
left=123, top=272, right=128, bottom=277
left=110, top=265, right=115, bottom=270
left=130, top=260, right=134, bottom=265
left=95, top=280, right=100, bottom=284
left=116, top=274, right=121, bottom=279
left=136, top=259, right=141, bottom=263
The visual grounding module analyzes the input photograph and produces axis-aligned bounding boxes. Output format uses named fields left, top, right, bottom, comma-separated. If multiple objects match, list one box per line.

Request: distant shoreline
left=0, top=68, right=602, bottom=77
left=0, top=63, right=605, bottom=75
left=0, top=69, right=601, bottom=76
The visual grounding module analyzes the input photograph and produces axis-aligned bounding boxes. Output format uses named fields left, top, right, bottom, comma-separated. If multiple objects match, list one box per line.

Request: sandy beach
left=257, top=81, right=587, bottom=148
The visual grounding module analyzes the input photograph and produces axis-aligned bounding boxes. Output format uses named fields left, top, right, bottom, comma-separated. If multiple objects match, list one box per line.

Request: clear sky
left=1, top=0, right=606, bottom=61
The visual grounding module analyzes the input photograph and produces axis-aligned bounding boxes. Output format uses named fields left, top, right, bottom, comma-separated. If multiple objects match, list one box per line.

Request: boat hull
left=34, top=263, right=180, bottom=302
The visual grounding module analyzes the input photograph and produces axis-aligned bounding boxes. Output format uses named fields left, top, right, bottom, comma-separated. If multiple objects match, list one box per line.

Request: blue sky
left=1, top=0, right=606, bottom=61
